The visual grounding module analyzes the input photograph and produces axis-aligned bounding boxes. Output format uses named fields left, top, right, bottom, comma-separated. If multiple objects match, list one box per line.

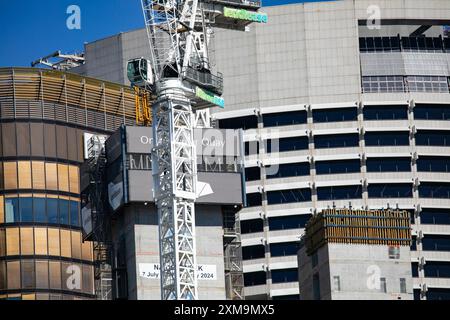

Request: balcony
left=366, top=171, right=413, bottom=184
left=363, top=120, right=410, bottom=132
left=416, top=146, right=450, bottom=157
left=312, top=121, right=359, bottom=134
left=418, top=172, right=450, bottom=183
left=365, top=145, right=412, bottom=157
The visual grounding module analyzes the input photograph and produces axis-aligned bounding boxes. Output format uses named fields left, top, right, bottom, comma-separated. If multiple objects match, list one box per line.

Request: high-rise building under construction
left=64, top=0, right=450, bottom=300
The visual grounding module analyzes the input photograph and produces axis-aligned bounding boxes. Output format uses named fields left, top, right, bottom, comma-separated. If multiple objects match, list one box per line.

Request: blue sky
left=0, top=0, right=329, bottom=67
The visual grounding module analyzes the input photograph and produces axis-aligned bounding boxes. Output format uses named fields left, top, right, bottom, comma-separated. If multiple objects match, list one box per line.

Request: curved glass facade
left=0, top=68, right=136, bottom=300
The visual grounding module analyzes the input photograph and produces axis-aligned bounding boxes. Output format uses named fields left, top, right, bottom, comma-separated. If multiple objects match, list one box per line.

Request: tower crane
left=127, top=0, right=267, bottom=300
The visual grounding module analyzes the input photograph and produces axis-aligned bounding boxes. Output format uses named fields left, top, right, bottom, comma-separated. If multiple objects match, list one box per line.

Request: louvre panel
left=15, top=101, right=29, bottom=118
left=29, top=101, right=43, bottom=119
left=125, top=117, right=135, bottom=126
left=95, top=111, right=106, bottom=129
left=54, top=103, right=67, bottom=122
left=0, top=68, right=140, bottom=130
left=0, top=101, right=15, bottom=118
left=67, top=105, right=86, bottom=127
left=43, top=102, right=56, bottom=120
left=86, top=110, right=97, bottom=129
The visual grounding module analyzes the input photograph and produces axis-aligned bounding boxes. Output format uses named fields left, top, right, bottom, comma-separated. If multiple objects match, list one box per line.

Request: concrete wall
left=112, top=203, right=226, bottom=300
left=299, top=243, right=414, bottom=300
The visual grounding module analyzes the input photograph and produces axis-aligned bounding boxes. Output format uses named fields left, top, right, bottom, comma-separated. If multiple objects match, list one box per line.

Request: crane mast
left=128, top=0, right=267, bottom=300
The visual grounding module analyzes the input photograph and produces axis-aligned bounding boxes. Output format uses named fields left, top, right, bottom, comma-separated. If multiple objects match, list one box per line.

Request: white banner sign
left=139, top=263, right=217, bottom=281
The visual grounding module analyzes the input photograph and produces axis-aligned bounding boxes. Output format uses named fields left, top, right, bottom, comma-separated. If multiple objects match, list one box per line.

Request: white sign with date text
left=139, top=263, right=217, bottom=281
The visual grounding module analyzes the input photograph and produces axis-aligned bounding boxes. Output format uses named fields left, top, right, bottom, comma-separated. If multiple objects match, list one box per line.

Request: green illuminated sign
left=223, top=7, right=268, bottom=24
left=196, top=87, right=225, bottom=108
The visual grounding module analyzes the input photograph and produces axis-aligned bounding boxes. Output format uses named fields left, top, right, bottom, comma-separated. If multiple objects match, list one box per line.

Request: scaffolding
left=223, top=207, right=244, bottom=300
left=85, top=136, right=113, bottom=300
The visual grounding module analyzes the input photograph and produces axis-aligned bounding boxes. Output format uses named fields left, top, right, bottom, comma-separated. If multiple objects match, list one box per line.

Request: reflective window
left=315, top=159, right=360, bottom=175
left=0, top=229, right=5, bottom=256
left=317, top=185, right=362, bottom=200
left=20, top=227, right=34, bottom=255
left=7, top=261, right=20, bottom=290
left=419, top=183, right=450, bottom=199
left=271, top=268, right=298, bottom=284
left=240, top=219, right=263, bottom=234
left=69, top=166, right=79, bottom=194
left=366, top=157, right=411, bottom=172
left=314, top=134, right=359, bottom=149
left=263, top=110, right=307, bottom=127
left=244, top=141, right=259, bottom=156
left=82, top=265, right=94, bottom=294
left=21, top=260, right=35, bottom=289
left=34, top=228, right=48, bottom=255
left=427, top=289, right=450, bottom=300
left=35, top=260, right=49, bottom=289
left=58, top=164, right=69, bottom=192
left=32, top=162, right=46, bottom=190
left=362, top=76, right=405, bottom=93
left=266, top=136, right=309, bottom=153
left=59, top=199, right=70, bottom=225
left=267, top=162, right=310, bottom=179
left=81, top=240, right=93, bottom=261
left=242, top=245, right=265, bottom=260
left=424, top=262, right=450, bottom=278
left=18, top=161, right=32, bottom=189
left=4, top=162, right=17, bottom=190
left=6, top=228, right=19, bottom=255
left=70, top=201, right=79, bottom=227
left=5, top=197, right=19, bottom=223
left=45, top=163, right=58, bottom=190
left=246, top=193, right=262, bottom=207
left=0, top=196, right=3, bottom=224
left=47, top=198, right=58, bottom=224
left=365, top=132, right=410, bottom=146
left=71, top=231, right=81, bottom=260
left=270, top=242, right=300, bottom=257
left=49, top=261, right=61, bottom=290
left=421, top=209, right=450, bottom=225
left=414, top=104, right=450, bottom=121
left=269, top=214, right=311, bottom=231
left=363, top=105, right=408, bottom=120
left=359, top=36, right=401, bottom=52
left=219, top=116, right=258, bottom=130
left=245, top=167, right=260, bottom=182
left=407, top=76, right=449, bottom=94
left=19, top=197, right=33, bottom=222
left=416, top=130, right=450, bottom=147
left=60, top=229, right=72, bottom=258
left=244, top=271, right=266, bottom=287
left=368, top=183, right=413, bottom=198
left=417, top=157, right=450, bottom=172
left=33, top=197, right=46, bottom=223
left=48, top=228, right=60, bottom=256
left=411, top=262, right=419, bottom=278
left=422, top=235, right=450, bottom=252
left=313, top=108, right=357, bottom=123
left=267, top=188, right=311, bottom=205
left=0, top=261, right=5, bottom=290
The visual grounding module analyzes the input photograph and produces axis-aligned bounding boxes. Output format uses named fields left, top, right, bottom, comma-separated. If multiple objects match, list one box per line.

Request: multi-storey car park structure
left=0, top=68, right=137, bottom=300
left=71, top=0, right=450, bottom=300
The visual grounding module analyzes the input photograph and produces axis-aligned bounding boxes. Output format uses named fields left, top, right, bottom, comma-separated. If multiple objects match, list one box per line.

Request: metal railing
left=184, top=66, right=224, bottom=95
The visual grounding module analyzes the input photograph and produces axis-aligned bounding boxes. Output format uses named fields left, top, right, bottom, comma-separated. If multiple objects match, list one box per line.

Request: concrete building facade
left=74, top=0, right=450, bottom=300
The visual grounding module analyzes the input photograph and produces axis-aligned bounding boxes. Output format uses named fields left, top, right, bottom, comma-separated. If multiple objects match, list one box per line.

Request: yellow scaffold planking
left=304, top=208, right=412, bottom=255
